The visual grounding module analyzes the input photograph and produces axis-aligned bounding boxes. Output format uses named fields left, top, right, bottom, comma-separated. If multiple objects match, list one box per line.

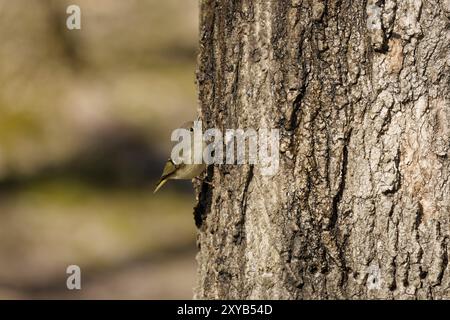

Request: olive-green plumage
left=153, top=159, right=206, bottom=193
left=153, top=121, right=206, bottom=193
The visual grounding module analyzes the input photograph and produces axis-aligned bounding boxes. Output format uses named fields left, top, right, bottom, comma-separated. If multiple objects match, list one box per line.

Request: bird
left=154, top=121, right=206, bottom=193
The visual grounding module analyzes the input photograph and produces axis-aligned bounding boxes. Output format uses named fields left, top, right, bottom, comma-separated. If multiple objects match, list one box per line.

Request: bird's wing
left=160, top=158, right=179, bottom=180
left=153, top=158, right=183, bottom=193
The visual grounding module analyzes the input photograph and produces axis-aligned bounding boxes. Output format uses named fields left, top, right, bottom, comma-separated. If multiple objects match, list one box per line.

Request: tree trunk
left=194, top=0, right=450, bottom=299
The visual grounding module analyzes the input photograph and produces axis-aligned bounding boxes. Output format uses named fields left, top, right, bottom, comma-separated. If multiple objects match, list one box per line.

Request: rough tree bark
left=194, top=0, right=450, bottom=299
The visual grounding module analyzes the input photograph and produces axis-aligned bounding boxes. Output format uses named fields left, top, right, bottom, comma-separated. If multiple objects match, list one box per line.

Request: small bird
left=154, top=121, right=206, bottom=193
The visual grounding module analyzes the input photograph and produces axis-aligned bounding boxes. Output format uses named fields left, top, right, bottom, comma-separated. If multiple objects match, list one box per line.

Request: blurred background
left=0, top=0, right=199, bottom=299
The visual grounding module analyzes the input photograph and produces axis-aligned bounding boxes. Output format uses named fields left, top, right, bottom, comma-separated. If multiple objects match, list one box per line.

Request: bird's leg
left=194, top=177, right=214, bottom=186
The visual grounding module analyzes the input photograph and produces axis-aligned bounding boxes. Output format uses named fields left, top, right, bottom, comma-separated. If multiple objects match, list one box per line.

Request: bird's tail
left=153, top=178, right=168, bottom=193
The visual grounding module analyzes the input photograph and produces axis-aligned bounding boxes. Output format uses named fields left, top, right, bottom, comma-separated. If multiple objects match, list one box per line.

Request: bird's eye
left=189, top=127, right=194, bottom=132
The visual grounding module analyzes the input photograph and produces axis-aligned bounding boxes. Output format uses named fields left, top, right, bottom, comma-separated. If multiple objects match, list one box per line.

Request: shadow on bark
left=193, top=165, right=214, bottom=229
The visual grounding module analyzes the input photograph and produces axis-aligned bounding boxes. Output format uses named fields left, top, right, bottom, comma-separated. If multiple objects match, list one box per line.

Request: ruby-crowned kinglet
left=154, top=121, right=206, bottom=193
